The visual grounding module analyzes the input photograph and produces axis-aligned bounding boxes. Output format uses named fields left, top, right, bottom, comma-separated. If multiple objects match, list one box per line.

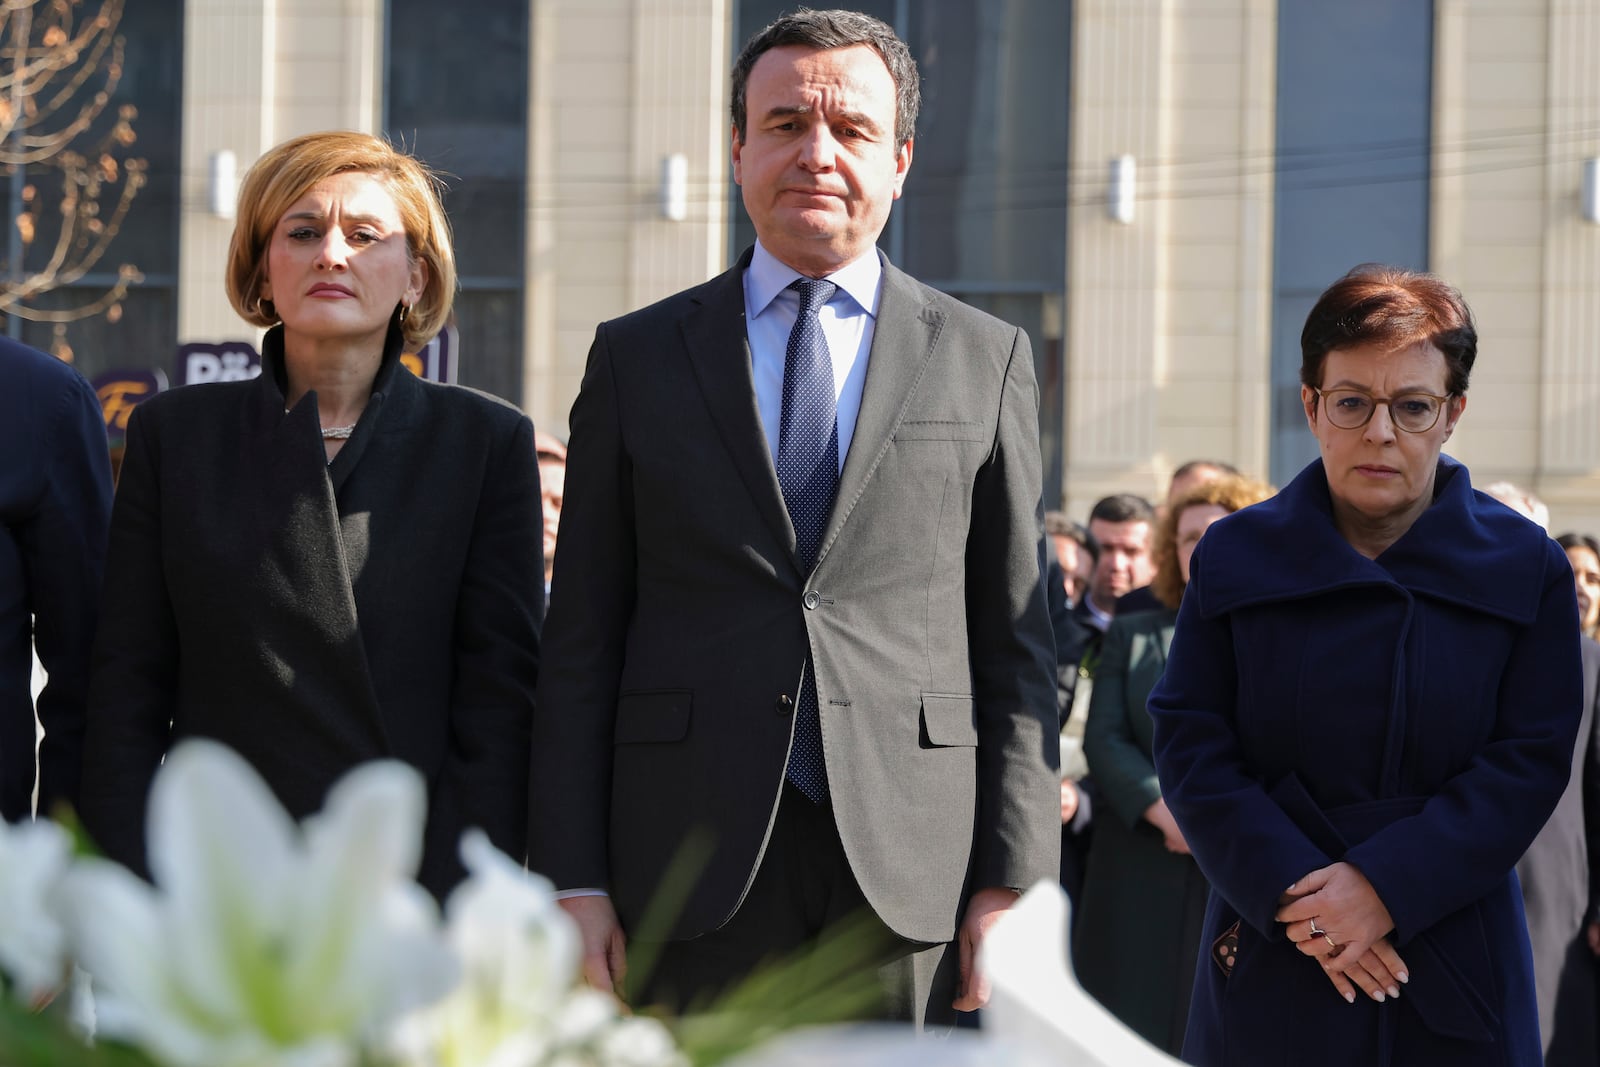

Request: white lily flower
left=58, top=739, right=458, bottom=1067
left=392, top=832, right=685, bottom=1067
left=0, top=815, right=71, bottom=1001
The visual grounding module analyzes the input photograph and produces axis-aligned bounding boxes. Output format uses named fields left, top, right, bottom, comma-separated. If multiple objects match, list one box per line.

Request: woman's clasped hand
left=1276, top=862, right=1408, bottom=1005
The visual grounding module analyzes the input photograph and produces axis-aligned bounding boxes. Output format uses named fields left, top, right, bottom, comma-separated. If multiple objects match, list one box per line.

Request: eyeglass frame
left=1311, top=388, right=1456, bottom=434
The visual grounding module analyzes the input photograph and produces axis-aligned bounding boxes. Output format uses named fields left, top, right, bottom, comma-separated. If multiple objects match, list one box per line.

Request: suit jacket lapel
left=681, top=253, right=800, bottom=569
left=816, top=258, right=942, bottom=570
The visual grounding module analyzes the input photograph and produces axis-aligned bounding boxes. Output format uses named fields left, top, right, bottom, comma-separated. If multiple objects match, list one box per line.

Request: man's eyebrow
left=761, top=105, right=884, bottom=135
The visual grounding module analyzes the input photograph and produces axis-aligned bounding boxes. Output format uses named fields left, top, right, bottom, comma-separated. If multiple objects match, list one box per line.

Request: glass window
left=1269, top=0, right=1433, bottom=483
left=385, top=0, right=528, bottom=401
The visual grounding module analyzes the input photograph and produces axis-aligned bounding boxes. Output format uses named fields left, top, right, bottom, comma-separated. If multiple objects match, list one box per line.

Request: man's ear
left=891, top=138, right=913, bottom=200
left=731, top=124, right=744, bottom=186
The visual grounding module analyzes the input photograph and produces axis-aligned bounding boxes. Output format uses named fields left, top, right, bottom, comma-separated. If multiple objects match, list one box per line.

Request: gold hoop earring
left=398, top=303, right=410, bottom=326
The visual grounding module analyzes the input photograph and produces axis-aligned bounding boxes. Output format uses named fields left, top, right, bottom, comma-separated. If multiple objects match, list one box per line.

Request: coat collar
left=253, top=323, right=418, bottom=490
left=1196, top=454, right=1547, bottom=624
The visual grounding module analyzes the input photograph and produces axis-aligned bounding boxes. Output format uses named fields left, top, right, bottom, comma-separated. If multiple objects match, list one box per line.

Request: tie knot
left=789, top=277, right=837, bottom=318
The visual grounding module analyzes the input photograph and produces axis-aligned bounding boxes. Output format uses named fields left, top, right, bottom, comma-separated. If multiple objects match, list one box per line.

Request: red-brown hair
left=1300, top=264, right=1477, bottom=396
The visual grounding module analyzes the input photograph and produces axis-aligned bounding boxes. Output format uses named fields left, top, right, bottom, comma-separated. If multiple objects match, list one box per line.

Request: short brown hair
left=731, top=8, right=920, bottom=151
left=1150, top=475, right=1274, bottom=609
left=225, top=131, right=457, bottom=349
left=1300, top=264, right=1477, bottom=396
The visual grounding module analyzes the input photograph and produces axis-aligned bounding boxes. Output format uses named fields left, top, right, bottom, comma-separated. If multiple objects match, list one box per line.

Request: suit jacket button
left=803, top=590, right=821, bottom=610
left=775, top=694, right=794, bottom=716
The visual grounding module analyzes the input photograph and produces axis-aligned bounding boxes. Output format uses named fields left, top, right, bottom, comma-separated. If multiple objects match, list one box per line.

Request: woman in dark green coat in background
left=1074, top=474, right=1273, bottom=1054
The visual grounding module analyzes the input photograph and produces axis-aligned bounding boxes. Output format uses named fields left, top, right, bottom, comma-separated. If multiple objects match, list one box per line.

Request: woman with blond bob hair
left=82, top=131, right=543, bottom=897
left=1075, top=474, right=1273, bottom=1054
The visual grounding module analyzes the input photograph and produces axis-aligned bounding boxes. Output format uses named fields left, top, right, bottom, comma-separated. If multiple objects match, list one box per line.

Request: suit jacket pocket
left=921, top=693, right=978, bottom=746
left=614, top=689, right=691, bottom=744
left=894, top=420, right=987, bottom=442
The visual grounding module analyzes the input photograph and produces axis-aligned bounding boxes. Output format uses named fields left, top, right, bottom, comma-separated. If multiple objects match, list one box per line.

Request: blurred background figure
left=1485, top=480, right=1552, bottom=530
left=1558, top=532, right=1600, bottom=642
left=1074, top=473, right=1273, bottom=1055
left=0, top=337, right=112, bottom=821
left=81, top=131, right=543, bottom=898
left=1119, top=461, right=1239, bottom=616
left=1045, top=511, right=1097, bottom=608
left=536, top=430, right=567, bottom=602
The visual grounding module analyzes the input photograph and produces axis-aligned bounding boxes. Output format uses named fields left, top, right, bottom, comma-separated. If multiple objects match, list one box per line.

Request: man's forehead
left=1090, top=518, right=1151, bottom=547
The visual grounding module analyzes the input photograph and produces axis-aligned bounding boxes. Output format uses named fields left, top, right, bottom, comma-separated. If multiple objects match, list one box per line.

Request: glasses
left=1314, top=388, right=1452, bottom=434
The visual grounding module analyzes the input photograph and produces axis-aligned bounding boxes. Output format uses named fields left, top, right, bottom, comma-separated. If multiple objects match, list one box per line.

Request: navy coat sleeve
left=22, top=366, right=112, bottom=818
left=1149, top=542, right=1334, bottom=939
left=1344, top=540, right=1583, bottom=944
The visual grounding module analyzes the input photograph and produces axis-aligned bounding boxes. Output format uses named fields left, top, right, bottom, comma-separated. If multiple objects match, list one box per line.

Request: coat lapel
left=680, top=253, right=800, bottom=568
left=816, top=258, right=942, bottom=569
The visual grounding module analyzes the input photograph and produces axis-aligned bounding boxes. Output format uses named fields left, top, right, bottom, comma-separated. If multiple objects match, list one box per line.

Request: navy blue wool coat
left=1150, top=456, right=1583, bottom=1067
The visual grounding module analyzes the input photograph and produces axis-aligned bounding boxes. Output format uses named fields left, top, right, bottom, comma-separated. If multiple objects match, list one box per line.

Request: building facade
left=36, top=0, right=1600, bottom=532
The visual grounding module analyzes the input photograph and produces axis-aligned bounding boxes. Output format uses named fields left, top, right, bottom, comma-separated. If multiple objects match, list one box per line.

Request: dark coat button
left=775, top=694, right=794, bottom=716
left=803, top=590, right=821, bottom=610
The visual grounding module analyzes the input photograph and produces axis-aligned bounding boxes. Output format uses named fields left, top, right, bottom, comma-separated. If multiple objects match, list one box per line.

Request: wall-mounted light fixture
left=1109, top=154, right=1135, bottom=225
left=1583, top=158, right=1600, bottom=224
left=660, top=153, right=688, bottom=222
left=209, top=150, right=237, bottom=220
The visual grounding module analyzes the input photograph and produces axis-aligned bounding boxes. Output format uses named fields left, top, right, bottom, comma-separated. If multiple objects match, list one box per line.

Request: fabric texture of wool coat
left=80, top=324, right=542, bottom=896
left=1150, top=455, right=1584, bottom=1067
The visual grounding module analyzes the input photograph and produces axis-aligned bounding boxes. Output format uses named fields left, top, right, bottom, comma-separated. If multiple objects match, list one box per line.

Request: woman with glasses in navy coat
left=1150, top=265, right=1584, bottom=1066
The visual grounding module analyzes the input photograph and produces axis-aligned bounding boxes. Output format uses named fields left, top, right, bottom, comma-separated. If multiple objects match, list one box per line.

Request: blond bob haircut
left=225, top=131, right=457, bottom=350
left=1150, top=474, right=1275, bottom=610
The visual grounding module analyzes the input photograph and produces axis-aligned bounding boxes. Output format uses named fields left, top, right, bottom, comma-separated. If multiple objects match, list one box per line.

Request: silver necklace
left=320, top=424, right=357, bottom=440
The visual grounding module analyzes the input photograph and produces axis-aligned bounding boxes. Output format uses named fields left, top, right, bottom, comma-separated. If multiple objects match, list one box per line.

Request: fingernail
left=1396, top=971, right=1409, bottom=984
left=1371, top=991, right=1385, bottom=1003
left=1387, top=985, right=1400, bottom=998
left=1344, top=990, right=1355, bottom=1004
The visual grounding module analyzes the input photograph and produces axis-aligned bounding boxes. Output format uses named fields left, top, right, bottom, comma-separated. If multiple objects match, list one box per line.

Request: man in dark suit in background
left=529, top=8, right=1059, bottom=1027
left=0, top=337, right=112, bottom=821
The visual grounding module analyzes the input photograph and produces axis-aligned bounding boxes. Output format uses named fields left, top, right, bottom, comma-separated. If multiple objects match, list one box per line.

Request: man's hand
left=1141, top=797, right=1189, bottom=854
left=1587, top=921, right=1600, bottom=957
left=953, top=886, right=1021, bottom=1011
left=559, top=895, right=627, bottom=994
left=1060, top=780, right=1080, bottom=824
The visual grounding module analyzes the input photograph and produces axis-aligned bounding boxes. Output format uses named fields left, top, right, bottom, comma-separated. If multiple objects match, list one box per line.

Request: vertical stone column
left=178, top=0, right=383, bottom=344
left=523, top=0, right=730, bottom=434
left=1063, top=0, right=1276, bottom=514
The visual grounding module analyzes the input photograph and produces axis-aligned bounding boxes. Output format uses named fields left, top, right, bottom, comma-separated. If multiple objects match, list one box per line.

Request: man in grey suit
left=528, top=9, right=1059, bottom=1025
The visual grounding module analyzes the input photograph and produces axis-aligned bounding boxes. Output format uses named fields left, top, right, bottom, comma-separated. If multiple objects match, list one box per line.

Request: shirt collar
left=746, top=239, right=882, bottom=319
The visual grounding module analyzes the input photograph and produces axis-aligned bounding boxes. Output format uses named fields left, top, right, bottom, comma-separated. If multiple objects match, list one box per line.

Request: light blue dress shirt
left=743, top=240, right=881, bottom=471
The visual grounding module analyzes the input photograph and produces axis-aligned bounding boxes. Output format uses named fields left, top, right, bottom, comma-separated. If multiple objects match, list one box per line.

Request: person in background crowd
left=1520, top=525, right=1600, bottom=1066
left=529, top=9, right=1059, bottom=1025
left=1044, top=510, right=1097, bottom=608
left=536, top=431, right=567, bottom=600
left=1057, top=494, right=1155, bottom=920
left=1557, top=532, right=1600, bottom=642
left=1075, top=473, right=1273, bottom=1055
left=1118, top=462, right=1239, bottom=616
left=1484, top=480, right=1551, bottom=530
left=0, top=338, right=113, bottom=821
left=1151, top=264, right=1582, bottom=1065
left=80, top=131, right=543, bottom=898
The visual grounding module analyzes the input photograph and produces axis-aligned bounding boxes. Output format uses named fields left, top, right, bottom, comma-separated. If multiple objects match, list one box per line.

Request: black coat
left=82, top=326, right=542, bottom=896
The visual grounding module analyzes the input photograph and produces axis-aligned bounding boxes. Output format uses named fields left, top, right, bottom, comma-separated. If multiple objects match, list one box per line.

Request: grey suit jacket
left=82, top=326, right=542, bottom=897
left=529, top=250, right=1060, bottom=945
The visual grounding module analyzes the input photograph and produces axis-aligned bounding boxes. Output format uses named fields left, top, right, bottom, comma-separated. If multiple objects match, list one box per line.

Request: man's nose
left=797, top=126, right=837, bottom=170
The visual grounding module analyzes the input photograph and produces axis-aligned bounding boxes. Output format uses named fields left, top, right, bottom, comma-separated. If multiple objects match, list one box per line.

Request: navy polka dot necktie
left=778, top=277, right=838, bottom=804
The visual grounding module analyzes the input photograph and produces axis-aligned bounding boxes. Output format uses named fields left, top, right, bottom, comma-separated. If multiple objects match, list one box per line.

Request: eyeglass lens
left=1323, top=391, right=1442, bottom=432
